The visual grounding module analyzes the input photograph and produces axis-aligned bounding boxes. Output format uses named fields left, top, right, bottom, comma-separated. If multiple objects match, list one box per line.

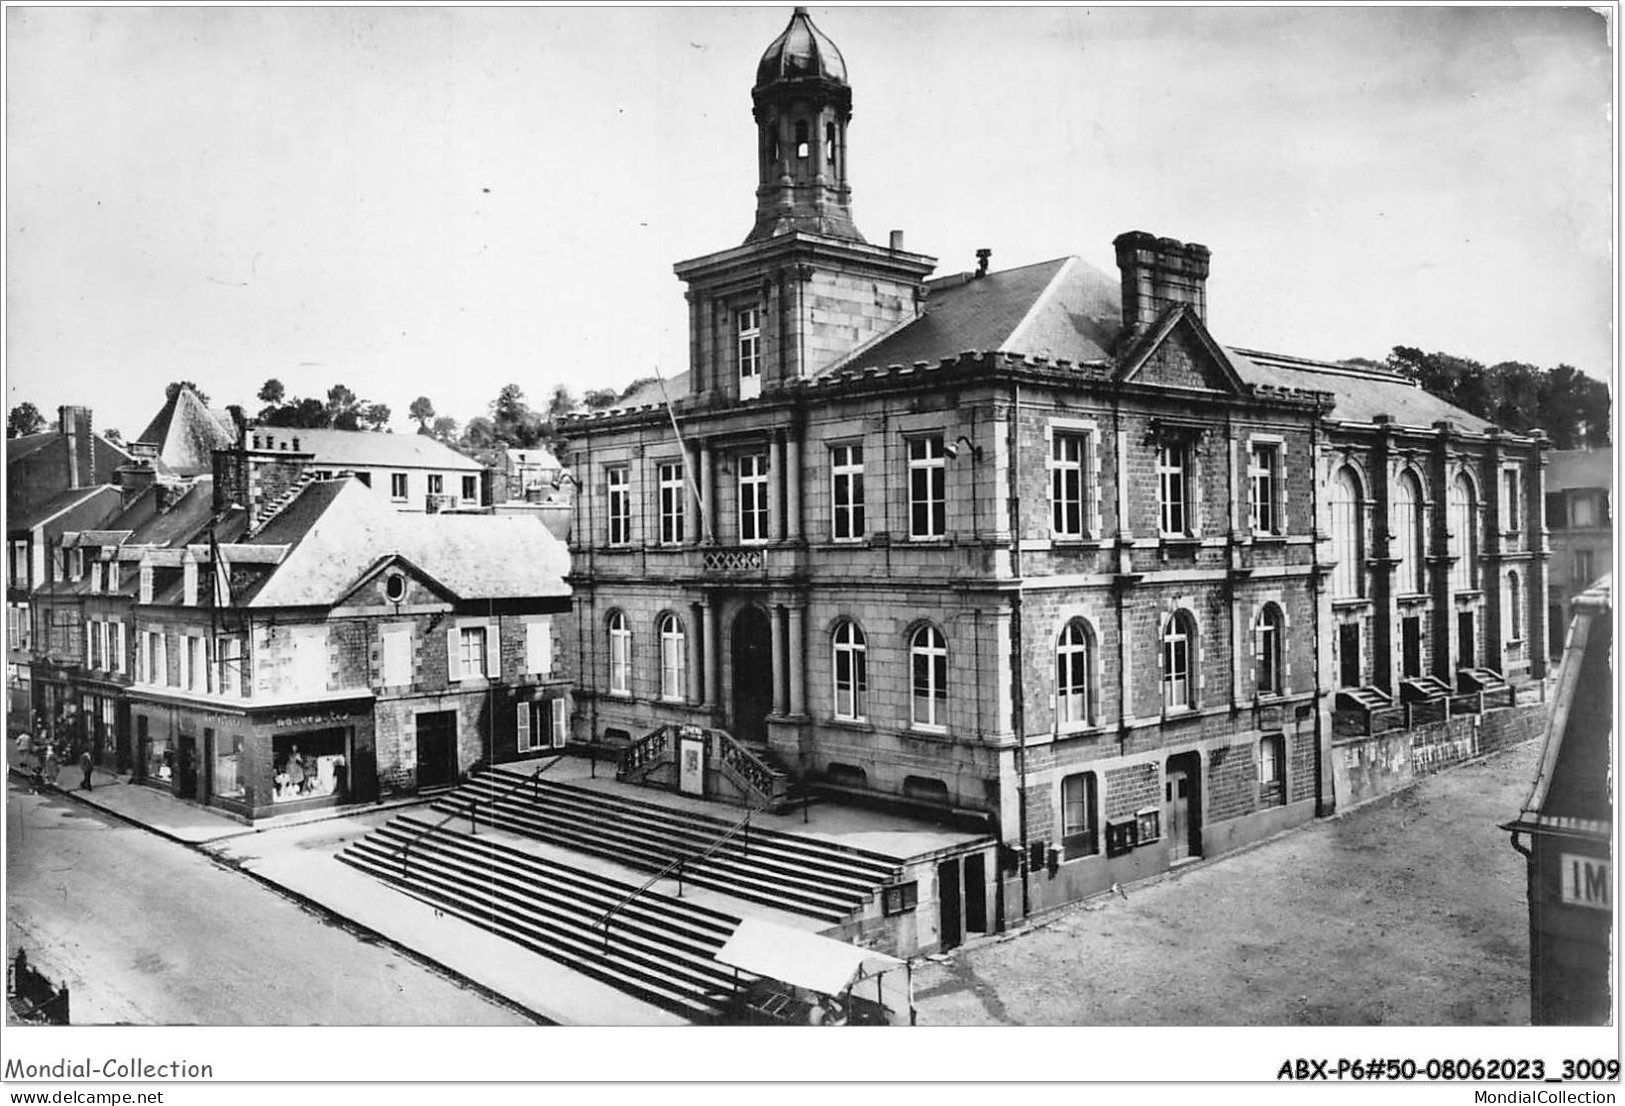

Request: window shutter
left=114, top=623, right=125, bottom=674
left=527, top=621, right=553, bottom=676
left=552, top=698, right=568, bottom=746
left=486, top=624, right=501, bottom=679
left=447, top=627, right=461, bottom=682
left=83, top=620, right=92, bottom=666
left=515, top=702, right=530, bottom=751
left=134, top=632, right=144, bottom=682
left=159, top=634, right=170, bottom=686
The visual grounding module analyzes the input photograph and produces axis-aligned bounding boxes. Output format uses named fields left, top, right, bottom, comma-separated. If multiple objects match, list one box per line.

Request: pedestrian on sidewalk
left=42, top=746, right=60, bottom=790
left=79, top=748, right=94, bottom=791
left=14, top=731, right=32, bottom=772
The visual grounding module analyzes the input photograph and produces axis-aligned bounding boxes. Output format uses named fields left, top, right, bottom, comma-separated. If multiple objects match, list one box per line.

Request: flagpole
left=652, top=365, right=713, bottom=545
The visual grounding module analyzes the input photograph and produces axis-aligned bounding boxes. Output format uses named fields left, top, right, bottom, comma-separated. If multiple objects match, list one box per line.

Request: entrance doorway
left=177, top=736, right=198, bottom=799
left=937, top=858, right=963, bottom=951
left=730, top=606, right=773, bottom=744
left=1457, top=610, right=1476, bottom=671
left=416, top=711, right=458, bottom=790
left=1165, top=753, right=1203, bottom=862
left=963, top=853, right=988, bottom=935
left=1338, top=622, right=1361, bottom=688
left=1401, top=616, right=1422, bottom=679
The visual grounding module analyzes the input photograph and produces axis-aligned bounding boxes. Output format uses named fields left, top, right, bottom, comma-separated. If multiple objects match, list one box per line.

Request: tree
left=360, top=402, right=392, bottom=432
left=491, top=383, right=545, bottom=448
left=325, top=384, right=360, bottom=430
left=409, top=396, right=436, bottom=434
left=431, top=415, right=459, bottom=442
left=166, top=380, right=211, bottom=406
left=7, top=402, right=45, bottom=438
left=460, top=416, right=496, bottom=451
left=1379, top=345, right=1610, bottom=449
left=545, top=386, right=577, bottom=422
left=583, top=388, right=621, bottom=410
left=104, top=428, right=124, bottom=446
left=257, top=379, right=286, bottom=406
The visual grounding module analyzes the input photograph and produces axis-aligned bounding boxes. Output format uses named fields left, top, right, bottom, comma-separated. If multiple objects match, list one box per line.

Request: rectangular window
left=1158, top=444, right=1189, bottom=535
left=461, top=474, right=477, bottom=501
left=516, top=700, right=559, bottom=753
left=1050, top=433, right=1087, bottom=538
left=1503, top=470, right=1520, bottom=532
left=1061, top=772, right=1099, bottom=859
left=84, top=619, right=96, bottom=669
left=9, top=540, right=27, bottom=589
left=607, top=466, right=631, bottom=545
left=908, top=436, right=946, bottom=540
left=185, top=636, right=204, bottom=691
left=658, top=462, right=685, bottom=544
left=1572, top=494, right=1598, bottom=528
left=382, top=628, right=412, bottom=687
left=738, top=453, right=769, bottom=543
left=1259, top=734, right=1286, bottom=805
left=428, top=474, right=444, bottom=496
left=390, top=473, right=409, bottom=500
left=526, top=621, right=553, bottom=676
left=830, top=444, right=865, bottom=541
left=459, top=626, right=489, bottom=679
left=1574, top=549, right=1595, bottom=585
left=293, top=626, right=326, bottom=693
left=217, top=635, right=241, bottom=697
left=145, top=631, right=164, bottom=685
left=1257, top=617, right=1281, bottom=696
left=737, top=306, right=761, bottom=399
left=1249, top=443, right=1280, bottom=534
left=112, top=622, right=125, bottom=675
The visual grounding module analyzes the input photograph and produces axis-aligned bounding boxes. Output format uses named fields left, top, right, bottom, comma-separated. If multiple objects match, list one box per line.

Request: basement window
left=882, top=882, right=919, bottom=916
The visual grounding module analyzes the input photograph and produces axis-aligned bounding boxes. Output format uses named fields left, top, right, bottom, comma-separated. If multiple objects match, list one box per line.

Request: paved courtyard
left=913, top=739, right=1543, bottom=1025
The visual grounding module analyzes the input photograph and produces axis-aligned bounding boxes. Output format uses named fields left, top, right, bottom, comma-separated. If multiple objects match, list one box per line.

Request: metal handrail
left=593, top=802, right=761, bottom=950
left=393, top=754, right=567, bottom=875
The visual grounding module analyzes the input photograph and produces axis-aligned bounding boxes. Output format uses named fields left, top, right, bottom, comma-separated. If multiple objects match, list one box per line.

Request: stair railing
left=592, top=803, right=761, bottom=952
left=619, top=724, right=672, bottom=780
left=706, top=727, right=787, bottom=806
left=392, top=755, right=566, bottom=879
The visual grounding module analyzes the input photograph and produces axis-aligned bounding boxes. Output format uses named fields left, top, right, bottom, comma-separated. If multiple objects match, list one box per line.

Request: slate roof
left=615, top=372, right=691, bottom=409
left=136, top=387, right=236, bottom=476
left=828, top=257, right=1121, bottom=375
left=1547, top=448, right=1613, bottom=491
left=286, top=428, right=483, bottom=471
left=10, top=485, right=121, bottom=532
left=239, top=476, right=569, bottom=608
left=6, top=431, right=59, bottom=464
left=125, top=479, right=220, bottom=548
left=1227, top=348, right=1497, bottom=432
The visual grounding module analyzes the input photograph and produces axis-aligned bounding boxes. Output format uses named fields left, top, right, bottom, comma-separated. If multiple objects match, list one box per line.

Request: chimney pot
left=889, top=230, right=905, bottom=251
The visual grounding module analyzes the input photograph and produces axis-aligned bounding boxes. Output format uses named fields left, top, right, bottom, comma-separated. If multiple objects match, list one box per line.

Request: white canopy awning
left=715, top=919, right=906, bottom=997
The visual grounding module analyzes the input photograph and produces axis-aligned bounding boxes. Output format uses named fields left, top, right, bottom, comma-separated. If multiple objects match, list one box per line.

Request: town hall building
left=560, top=7, right=1551, bottom=936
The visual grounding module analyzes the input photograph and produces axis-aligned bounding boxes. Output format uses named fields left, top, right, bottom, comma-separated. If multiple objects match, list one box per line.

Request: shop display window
left=273, top=728, right=348, bottom=804
left=213, top=735, right=246, bottom=799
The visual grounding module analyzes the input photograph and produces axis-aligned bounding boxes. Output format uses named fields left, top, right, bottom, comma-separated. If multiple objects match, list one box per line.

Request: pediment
left=336, top=554, right=458, bottom=609
left=1116, top=306, right=1248, bottom=394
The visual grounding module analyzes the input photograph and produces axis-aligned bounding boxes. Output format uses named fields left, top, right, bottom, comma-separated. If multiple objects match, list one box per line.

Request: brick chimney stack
left=1113, top=231, right=1212, bottom=329
left=58, top=405, right=94, bottom=488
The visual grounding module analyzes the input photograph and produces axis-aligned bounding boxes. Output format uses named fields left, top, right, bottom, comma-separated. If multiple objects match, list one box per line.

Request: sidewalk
left=6, top=762, right=686, bottom=1025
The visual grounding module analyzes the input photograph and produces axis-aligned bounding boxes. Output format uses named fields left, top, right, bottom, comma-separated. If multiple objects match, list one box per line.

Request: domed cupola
left=746, top=7, right=863, bottom=244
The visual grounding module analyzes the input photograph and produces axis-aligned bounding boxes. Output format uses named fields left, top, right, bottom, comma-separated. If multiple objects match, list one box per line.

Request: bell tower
left=675, top=7, right=935, bottom=401
left=747, top=7, right=862, bottom=244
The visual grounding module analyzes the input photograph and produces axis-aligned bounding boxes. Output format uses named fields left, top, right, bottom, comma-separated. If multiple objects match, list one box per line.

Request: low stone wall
left=1331, top=699, right=1549, bottom=810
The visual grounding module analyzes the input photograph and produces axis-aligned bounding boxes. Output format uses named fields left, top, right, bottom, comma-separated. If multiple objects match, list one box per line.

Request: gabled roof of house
left=6, top=431, right=59, bottom=464
left=1227, top=348, right=1497, bottom=433
left=239, top=476, right=568, bottom=608
left=10, top=485, right=123, bottom=533
left=136, top=387, right=237, bottom=476
left=124, top=479, right=220, bottom=548
left=1547, top=448, right=1613, bottom=491
left=828, top=257, right=1122, bottom=374
left=287, top=428, right=484, bottom=471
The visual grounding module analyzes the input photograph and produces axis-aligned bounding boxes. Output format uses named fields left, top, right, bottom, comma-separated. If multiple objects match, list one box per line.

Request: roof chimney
left=1113, top=231, right=1211, bottom=329
left=58, top=405, right=93, bottom=488
left=889, top=230, right=905, bottom=251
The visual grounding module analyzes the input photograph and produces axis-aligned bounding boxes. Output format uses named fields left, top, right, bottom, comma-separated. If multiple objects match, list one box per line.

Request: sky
left=5, top=5, right=1615, bottom=442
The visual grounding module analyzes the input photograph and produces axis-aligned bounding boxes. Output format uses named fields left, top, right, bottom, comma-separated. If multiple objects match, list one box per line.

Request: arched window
left=910, top=624, right=948, bottom=729
left=607, top=611, right=631, bottom=695
left=1056, top=620, right=1096, bottom=726
left=832, top=620, right=867, bottom=721
left=1255, top=604, right=1284, bottom=697
left=658, top=613, right=686, bottom=701
left=824, top=121, right=837, bottom=168
left=1329, top=466, right=1363, bottom=598
left=1161, top=611, right=1197, bottom=712
left=1448, top=473, right=1478, bottom=593
left=1507, top=571, right=1522, bottom=642
left=794, top=120, right=810, bottom=159
left=1392, top=471, right=1426, bottom=595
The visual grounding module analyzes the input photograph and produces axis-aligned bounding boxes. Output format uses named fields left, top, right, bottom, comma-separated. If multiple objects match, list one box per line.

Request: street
left=5, top=777, right=532, bottom=1025
left=914, top=740, right=1543, bottom=1025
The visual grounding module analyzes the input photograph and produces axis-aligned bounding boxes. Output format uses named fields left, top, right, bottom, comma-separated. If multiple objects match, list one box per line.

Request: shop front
left=129, top=692, right=375, bottom=821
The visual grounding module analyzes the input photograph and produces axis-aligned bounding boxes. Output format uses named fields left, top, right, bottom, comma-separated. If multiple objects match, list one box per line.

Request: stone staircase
left=336, top=814, right=747, bottom=1021
left=439, top=766, right=899, bottom=924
